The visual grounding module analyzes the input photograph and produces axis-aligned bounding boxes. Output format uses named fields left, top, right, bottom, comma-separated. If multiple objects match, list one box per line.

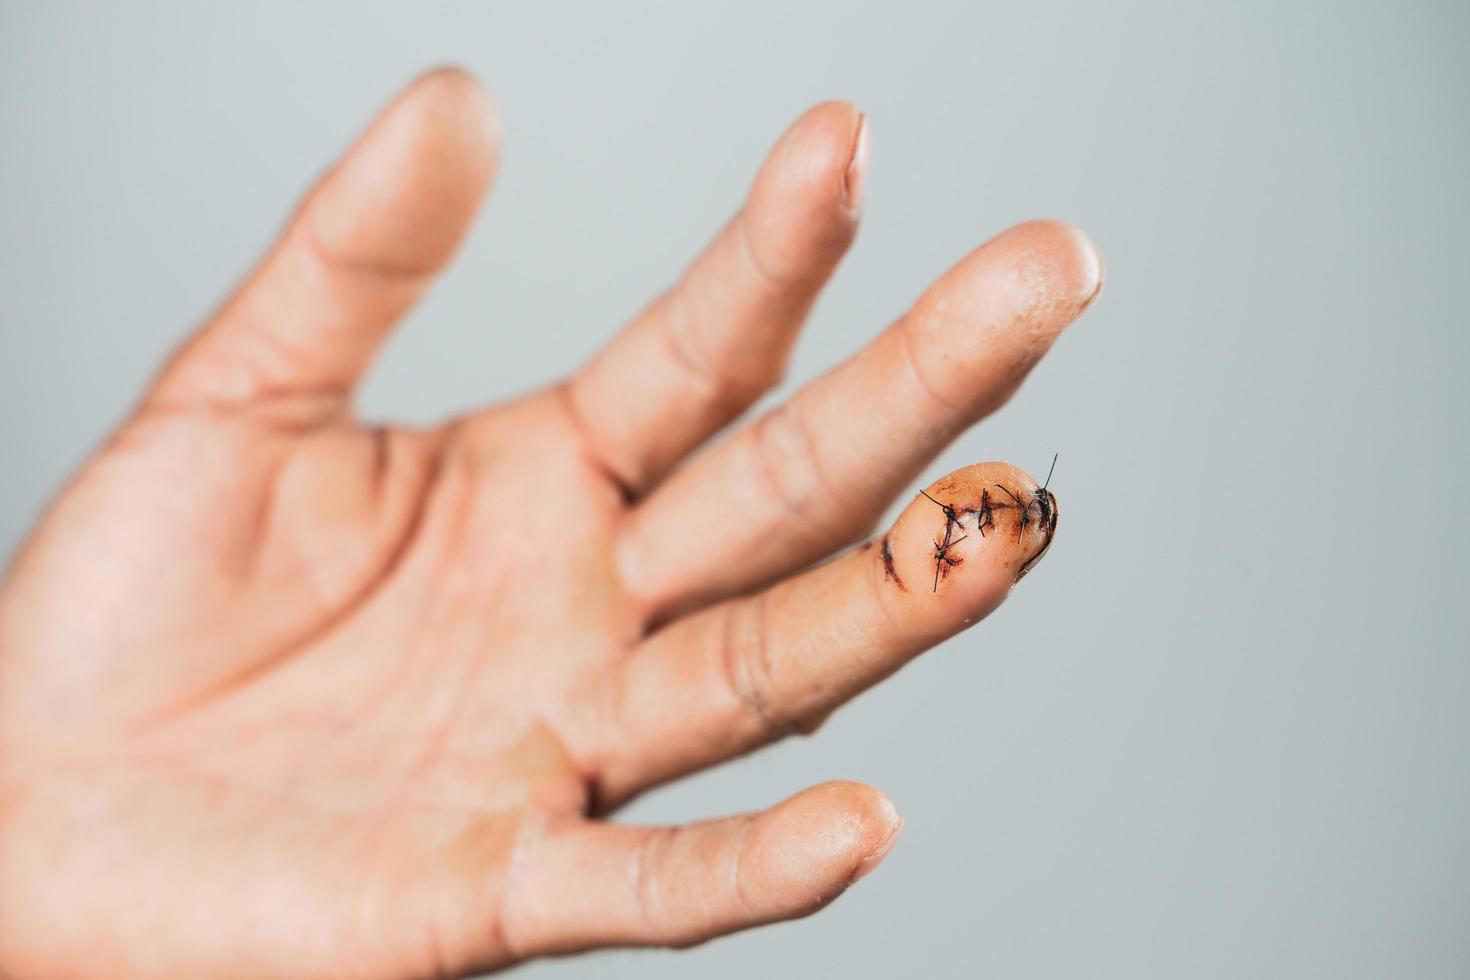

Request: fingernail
left=850, top=805, right=903, bottom=883
left=1014, top=491, right=1059, bottom=583
left=1073, top=226, right=1105, bottom=313
left=843, top=112, right=870, bottom=214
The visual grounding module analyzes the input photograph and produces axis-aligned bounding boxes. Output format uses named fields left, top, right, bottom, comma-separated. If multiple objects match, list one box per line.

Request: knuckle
left=661, top=288, right=784, bottom=410
left=748, top=403, right=833, bottom=523
left=632, top=827, right=675, bottom=932
left=896, top=313, right=963, bottom=415
left=728, top=814, right=760, bottom=916
left=718, top=596, right=787, bottom=739
left=659, top=289, right=721, bottom=399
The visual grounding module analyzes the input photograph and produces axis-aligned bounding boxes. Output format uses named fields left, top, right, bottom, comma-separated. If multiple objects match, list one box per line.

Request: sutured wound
left=904, top=459, right=1060, bottom=592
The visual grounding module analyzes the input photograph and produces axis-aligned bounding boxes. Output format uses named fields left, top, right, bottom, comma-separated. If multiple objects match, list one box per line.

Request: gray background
left=2, top=1, right=1467, bottom=977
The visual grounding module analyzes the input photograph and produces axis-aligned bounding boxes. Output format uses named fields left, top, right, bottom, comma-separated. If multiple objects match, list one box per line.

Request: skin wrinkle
left=747, top=409, right=809, bottom=523
left=735, top=199, right=803, bottom=290
left=656, top=286, right=727, bottom=404
left=302, top=204, right=445, bottom=286
left=146, top=420, right=452, bottom=743
left=728, top=813, right=759, bottom=920
left=159, top=198, right=439, bottom=414
left=258, top=431, right=385, bottom=603
left=137, top=419, right=453, bottom=737
left=779, top=400, right=838, bottom=510
left=241, top=439, right=294, bottom=583
left=492, top=808, right=546, bottom=962
left=663, top=230, right=792, bottom=401
left=314, top=435, right=472, bottom=743
left=230, top=234, right=417, bottom=405
left=367, top=425, right=393, bottom=504
left=428, top=812, right=545, bottom=969
left=127, top=734, right=552, bottom=828
left=631, top=826, right=672, bottom=935
left=748, top=402, right=843, bottom=542
left=386, top=635, right=489, bottom=820
left=217, top=296, right=332, bottom=406
left=746, top=589, right=787, bottom=737
left=895, top=311, right=965, bottom=417
left=137, top=387, right=355, bottom=431
left=718, top=594, right=779, bottom=739
left=553, top=381, right=636, bottom=504
left=586, top=650, right=639, bottom=816
left=848, top=812, right=903, bottom=886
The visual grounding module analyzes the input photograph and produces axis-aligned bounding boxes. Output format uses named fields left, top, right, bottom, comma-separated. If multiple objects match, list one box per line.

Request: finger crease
left=735, top=206, right=800, bottom=289
left=497, top=813, right=547, bottom=961
left=720, top=595, right=785, bottom=738
left=300, top=213, right=440, bottom=285
left=659, top=287, right=772, bottom=411
left=897, top=313, right=963, bottom=415
left=729, top=814, right=760, bottom=917
left=555, top=382, right=637, bottom=501
left=751, top=404, right=840, bottom=533
left=659, top=288, right=724, bottom=398
left=631, top=827, right=673, bottom=933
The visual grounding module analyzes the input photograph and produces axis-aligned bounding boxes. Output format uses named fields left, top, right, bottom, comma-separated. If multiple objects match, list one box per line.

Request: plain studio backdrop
left=2, top=2, right=1467, bottom=977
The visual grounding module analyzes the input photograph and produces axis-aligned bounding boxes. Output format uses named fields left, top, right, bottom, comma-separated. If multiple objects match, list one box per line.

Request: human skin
left=0, top=69, right=1101, bottom=978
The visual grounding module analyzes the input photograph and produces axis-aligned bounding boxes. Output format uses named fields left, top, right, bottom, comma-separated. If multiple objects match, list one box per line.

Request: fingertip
left=1003, top=218, right=1104, bottom=318
left=837, top=782, right=904, bottom=883
left=776, top=100, right=865, bottom=190
left=404, top=65, right=504, bottom=165
left=806, top=780, right=903, bottom=859
left=850, top=807, right=903, bottom=883
left=310, top=67, right=502, bottom=276
left=411, top=64, right=491, bottom=101
left=746, top=781, right=903, bottom=913
left=745, top=101, right=866, bottom=278
left=897, top=219, right=1101, bottom=415
left=885, top=460, right=1059, bottom=617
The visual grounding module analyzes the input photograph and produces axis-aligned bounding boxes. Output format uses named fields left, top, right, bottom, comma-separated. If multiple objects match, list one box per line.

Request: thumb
left=146, top=68, right=500, bottom=412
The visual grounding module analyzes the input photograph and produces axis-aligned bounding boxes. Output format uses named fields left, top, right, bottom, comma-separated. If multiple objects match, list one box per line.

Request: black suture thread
left=975, top=488, right=994, bottom=538
left=1031, top=453, right=1058, bottom=532
left=919, top=488, right=964, bottom=539
left=931, top=532, right=967, bottom=592
left=919, top=488, right=969, bottom=593
left=995, top=484, right=1031, bottom=541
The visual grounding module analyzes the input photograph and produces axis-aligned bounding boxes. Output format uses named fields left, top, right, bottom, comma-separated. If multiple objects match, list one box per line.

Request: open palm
left=0, top=71, right=1099, bottom=979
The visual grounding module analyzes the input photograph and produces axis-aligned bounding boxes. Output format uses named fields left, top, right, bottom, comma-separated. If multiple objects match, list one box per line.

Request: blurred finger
left=567, top=102, right=866, bottom=494
left=619, top=220, right=1099, bottom=618
left=504, top=781, right=901, bottom=956
left=146, top=68, right=500, bottom=412
left=595, top=461, right=1055, bottom=805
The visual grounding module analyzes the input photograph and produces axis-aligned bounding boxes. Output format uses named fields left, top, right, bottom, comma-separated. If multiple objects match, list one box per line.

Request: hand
left=0, top=70, right=1101, bottom=979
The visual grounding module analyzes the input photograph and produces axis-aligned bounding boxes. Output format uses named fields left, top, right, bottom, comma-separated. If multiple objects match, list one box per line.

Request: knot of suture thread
left=993, top=484, right=1033, bottom=542
left=919, top=488, right=969, bottom=593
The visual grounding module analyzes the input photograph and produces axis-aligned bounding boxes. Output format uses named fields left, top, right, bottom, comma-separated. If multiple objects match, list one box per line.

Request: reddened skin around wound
left=883, top=461, right=1058, bottom=610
